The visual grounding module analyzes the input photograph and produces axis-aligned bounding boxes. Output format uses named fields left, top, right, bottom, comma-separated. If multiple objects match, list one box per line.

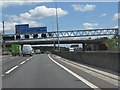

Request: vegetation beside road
left=104, top=36, right=120, bottom=51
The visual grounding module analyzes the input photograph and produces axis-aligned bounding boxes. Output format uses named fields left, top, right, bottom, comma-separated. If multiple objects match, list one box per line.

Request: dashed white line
left=29, top=57, right=32, bottom=59
left=5, top=66, right=18, bottom=74
left=48, top=54, right=101, bottom=89
left=20, top=61, right=26, bottom=65
left=3, top=57, right=33, bottom=76
left=26, top=58, right=30, bottom=61
left=1, top=75, right=4, bottom=77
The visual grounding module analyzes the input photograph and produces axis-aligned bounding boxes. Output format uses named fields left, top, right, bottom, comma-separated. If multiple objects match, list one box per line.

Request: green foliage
left=118, top=36, right=120, bottom=50
left=105, top=35, right=120, bottom=51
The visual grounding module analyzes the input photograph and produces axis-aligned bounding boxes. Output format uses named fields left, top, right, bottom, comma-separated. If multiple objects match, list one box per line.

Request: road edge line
left=48, top=54, right=101, bottom=89
left=57, top=56, right=119, bottom=81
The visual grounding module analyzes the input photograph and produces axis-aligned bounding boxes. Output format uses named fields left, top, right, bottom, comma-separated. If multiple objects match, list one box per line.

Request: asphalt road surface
left=2, top=54, right=92, bottom=88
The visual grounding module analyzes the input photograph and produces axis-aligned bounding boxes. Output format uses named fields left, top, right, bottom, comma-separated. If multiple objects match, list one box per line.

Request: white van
left=22, top=44, right=34, bottom=56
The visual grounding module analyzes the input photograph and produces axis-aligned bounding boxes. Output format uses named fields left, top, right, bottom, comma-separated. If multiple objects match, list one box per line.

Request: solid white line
left=48, top=54, right=101, bottom=89
left=20, top=61, right=26, bottom=65
left=5, top=66, right=18, bottom=74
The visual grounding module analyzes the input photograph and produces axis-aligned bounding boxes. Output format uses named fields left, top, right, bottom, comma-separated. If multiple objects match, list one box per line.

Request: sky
left=0, top=0, right=119, bottom=35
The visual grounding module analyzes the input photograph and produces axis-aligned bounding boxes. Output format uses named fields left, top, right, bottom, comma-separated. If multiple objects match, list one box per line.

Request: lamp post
left=51, top=20, right=56, bottom=50
left=2, top=21, right=5, bottom=51
left=3, top=21, right=5, bottom=35
left=118, top=28, right=120, bottom=52
left=55, top=2, right=60, bottom=52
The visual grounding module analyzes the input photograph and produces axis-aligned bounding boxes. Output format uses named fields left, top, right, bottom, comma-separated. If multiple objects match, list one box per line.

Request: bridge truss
left=50, top=28, right=118, bottom=38
left=3, top=28, right=118, bottom=40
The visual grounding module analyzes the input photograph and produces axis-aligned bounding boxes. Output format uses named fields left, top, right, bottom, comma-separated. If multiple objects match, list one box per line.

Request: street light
left=2, top=21, right=6, bottom=51
left=2, top=21, right=5, bottom=35
left=55, top=2, right=60, bottom=52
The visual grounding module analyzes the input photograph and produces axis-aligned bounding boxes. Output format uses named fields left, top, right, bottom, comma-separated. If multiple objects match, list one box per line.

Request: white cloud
left=1, top=5, right=68, bottom=34
left=2, top=1, right=37, bottom=7
left=22, top=6, right=68, bottom=19
left=83, top=22, right=98, bottom=29
left=2, top=14, right=44, bottom=33
left=112, top=13, right=120, bottom=21
left=0, top=22, right=3, bottom=33
left=20, top=12, right=32, bottom=19
left=0, top=21, right=17, bottom=33
left=72, top=4, right=96, bottom=12
left=102, top=13, right=107, bottom=17
left=1, top=0, right=53, bottom=7
left=0, top=19, right=43, bottom=34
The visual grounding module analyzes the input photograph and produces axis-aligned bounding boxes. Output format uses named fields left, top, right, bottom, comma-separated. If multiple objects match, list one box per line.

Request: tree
left=105, top=36, right=117, bottom=51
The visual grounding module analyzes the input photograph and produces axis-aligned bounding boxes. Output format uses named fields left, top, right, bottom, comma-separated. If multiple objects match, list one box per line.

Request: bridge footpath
left=52, top=51, right=120, bottom=74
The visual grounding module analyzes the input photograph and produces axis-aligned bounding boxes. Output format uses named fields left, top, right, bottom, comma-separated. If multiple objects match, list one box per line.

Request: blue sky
left=1, top=1, right=119, bottom=34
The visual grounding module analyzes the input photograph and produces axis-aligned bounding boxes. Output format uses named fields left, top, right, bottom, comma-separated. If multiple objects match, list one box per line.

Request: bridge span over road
left=3, top=28, right=118, bottom=51
left=5, top=38, right=105, bottom=45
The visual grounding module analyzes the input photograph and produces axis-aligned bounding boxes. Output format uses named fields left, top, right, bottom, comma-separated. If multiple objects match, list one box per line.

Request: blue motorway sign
left=20, top=27, right=47, bottom=34
left=15, top=24, right=47, bottom=34
left=15, top=24, right=29, bottom=34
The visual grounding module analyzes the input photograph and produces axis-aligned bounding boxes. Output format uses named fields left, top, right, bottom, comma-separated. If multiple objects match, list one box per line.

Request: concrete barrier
left=52, top=51, right=119, bottom=73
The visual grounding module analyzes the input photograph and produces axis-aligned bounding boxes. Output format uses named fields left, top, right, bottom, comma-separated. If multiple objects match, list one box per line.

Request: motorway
left=2, top=54, right=119, bottom=89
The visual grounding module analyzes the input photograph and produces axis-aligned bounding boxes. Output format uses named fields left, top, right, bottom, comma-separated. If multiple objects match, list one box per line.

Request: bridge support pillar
left=14, top=35, right=16, bottom=40
left=91, top=44, right=94, bottom=51
left=54, top=43, right=56, bottom=49
left=82, top=43, right=85, bottom=51
left=92, top=44, right=99, bottom=51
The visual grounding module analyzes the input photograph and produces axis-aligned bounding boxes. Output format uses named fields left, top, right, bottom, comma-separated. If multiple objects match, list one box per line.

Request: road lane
left=2, top=56, right=29, bottom=75
left=2, top=54, right=92, bottom=88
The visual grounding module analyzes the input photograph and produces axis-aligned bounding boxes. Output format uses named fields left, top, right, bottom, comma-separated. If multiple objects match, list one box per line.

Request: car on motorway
left=22, top=44, right=34, bottom=56
left=41, top=50, right=44, bottom=54
left=35, top=49, right=41, bottom=54
left=2, top=51, right=10, bottom=55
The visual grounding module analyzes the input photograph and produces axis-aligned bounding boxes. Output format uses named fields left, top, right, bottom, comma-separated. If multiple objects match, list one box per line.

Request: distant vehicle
left=2, top=51, right=10, bottom=55
left=45, top=51, right=50, bottom=54
left=11, top=44, right=22, bottom=56
left=22, top=44, right=33, bottom=56
left=35, top=49, right=41, bottom=54
left=69, top=45, right=81, bottom=52
left=69, top=48, right=74, bottom=52
left=41, top=50, right=44, bottom=54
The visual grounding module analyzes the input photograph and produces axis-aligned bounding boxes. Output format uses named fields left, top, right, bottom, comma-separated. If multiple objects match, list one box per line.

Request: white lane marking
left=48, top=54, right=101, bottom=89
left=3, top=57, right=32, bottom=75
left=26, top=58, right=30, bottom=61
left=5, top=66, right=18, bottom=74
left=20, top=61, right=26, bottom=65
left=1, top=75, right=4, bottom=77
left=29, top=57, right=32, bottom=59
